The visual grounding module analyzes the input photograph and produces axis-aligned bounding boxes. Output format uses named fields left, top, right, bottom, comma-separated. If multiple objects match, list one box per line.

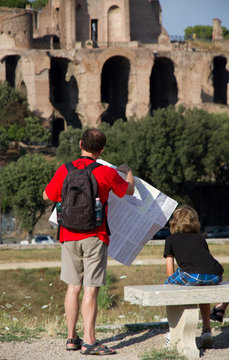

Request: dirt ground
left=0, top=325, right=229, bottom=360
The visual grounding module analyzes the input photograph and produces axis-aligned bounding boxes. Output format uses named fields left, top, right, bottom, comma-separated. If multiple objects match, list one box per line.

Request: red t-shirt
left=45, top=158, right=128, bottom=245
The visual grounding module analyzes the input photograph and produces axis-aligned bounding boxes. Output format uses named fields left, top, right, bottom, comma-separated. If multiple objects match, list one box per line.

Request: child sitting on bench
left=164, top=205, right=224, bottom=349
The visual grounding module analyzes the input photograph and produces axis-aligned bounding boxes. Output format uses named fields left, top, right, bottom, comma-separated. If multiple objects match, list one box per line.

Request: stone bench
left=124, top=282, right=229, bottom=359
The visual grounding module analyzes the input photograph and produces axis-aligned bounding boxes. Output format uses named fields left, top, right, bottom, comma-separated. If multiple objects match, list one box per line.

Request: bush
left=0, top=126, right=9, bottom=153
left=0, top=81, right=28, bottom=128
left=23, top=116, right=51, bottom=145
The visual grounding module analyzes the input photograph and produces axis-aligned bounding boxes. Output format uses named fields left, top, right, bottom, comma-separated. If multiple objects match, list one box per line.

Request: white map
left=97, top=160, right=178, bottom=265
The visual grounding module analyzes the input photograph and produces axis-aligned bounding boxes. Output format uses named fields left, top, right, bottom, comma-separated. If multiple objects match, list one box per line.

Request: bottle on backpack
left=95, top=197, right=104, bottom=227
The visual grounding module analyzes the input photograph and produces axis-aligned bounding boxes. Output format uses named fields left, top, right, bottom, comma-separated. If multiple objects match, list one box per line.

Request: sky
left=159, top=0, right=229, bottom=36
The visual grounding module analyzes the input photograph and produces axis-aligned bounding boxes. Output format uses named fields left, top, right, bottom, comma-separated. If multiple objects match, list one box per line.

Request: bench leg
left=166, top=305, right=199, bottom=360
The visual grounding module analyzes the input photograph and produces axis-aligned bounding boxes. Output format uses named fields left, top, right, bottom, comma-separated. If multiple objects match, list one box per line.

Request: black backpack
left=60, top=161, right=102, bottom=231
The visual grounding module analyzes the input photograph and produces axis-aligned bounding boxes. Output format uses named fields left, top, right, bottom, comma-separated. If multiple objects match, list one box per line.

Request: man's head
left=80, top=128, right=106, bottom=155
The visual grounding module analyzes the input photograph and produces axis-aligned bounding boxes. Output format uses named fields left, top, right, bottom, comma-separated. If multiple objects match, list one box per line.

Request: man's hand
left=117, top=164, right=132, bottom=175
left=117, top=164, right=135, bottom=195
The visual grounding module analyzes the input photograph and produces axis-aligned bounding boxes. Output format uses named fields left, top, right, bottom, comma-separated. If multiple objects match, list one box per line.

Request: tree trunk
left=27, top=230, right=33, bottom=243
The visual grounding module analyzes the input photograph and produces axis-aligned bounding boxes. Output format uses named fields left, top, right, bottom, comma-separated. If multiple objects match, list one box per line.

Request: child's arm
left=166, top=255, right=174, bottom=277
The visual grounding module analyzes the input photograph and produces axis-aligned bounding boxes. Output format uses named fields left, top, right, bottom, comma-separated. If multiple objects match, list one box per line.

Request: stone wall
left=0, top=7, right=33, bottom=49
left=0, top=1, right=228, bottom=133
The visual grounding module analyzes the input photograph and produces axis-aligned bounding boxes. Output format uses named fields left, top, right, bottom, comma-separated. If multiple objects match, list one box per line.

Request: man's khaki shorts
left=60, top=237, right=108, bottom=287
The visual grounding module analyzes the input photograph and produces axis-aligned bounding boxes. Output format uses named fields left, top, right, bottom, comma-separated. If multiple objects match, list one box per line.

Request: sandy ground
left=0, top=325, right=229, bottom=360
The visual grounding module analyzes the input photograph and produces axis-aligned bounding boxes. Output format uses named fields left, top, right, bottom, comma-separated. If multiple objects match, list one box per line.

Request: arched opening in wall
left=108, top=6, right=122, bottom=43
left=212, top=56, right=228, bottom=105
left=101, top=56, right=130, bottom=125
left=49, top=57, right=81, bottom=127
left=52, top=117, right=65, bottom=147
left=5, top=55, right=20, bottom=88
left=150, top=57, right=178, bottom=113
left=20, top=81, right=27, bottom=98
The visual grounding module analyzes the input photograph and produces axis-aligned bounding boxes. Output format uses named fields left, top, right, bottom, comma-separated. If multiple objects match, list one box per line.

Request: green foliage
left=222, top=26, right=229, bottom=39
left=0, top=0, right=29, bottom=7
left=23, top=116, right=51, bottom=145
left=184, top=25, right=229, bottom=41
left=0, top=126, right=9, bottom=153
left=56, top=126, right=82, bottom=162
left=7, top=124, right=25, bottom=142
left=184, top=25, right=213, bottom=41
left=0, top=153, right=56, bottom=234
left=0, top=81, right=28, bottom=128
left=30, top=0, right=48, bottom=10
left=97, top=272, right=115, bottom=310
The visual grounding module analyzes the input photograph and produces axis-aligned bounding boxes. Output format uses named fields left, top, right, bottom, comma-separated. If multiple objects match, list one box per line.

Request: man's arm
left=165, top=256, right=174, bottom=277
left=116, top=164, right=135, bottom=195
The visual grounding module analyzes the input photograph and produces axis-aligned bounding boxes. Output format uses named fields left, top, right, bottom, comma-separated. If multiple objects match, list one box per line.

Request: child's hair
left=169, top=205, right=200, bottom=234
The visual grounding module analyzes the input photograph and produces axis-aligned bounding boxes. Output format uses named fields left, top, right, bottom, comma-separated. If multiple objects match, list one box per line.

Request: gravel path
left=1, top=325, right=229, bottom=360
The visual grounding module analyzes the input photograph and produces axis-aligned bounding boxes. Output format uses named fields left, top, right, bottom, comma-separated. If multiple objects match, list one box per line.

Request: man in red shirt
left=43, top=128, right=135, bottom=355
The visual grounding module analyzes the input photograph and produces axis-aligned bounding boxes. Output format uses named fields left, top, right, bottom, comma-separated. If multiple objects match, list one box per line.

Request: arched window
left=108, top=6, right=122, bottom=43
left=150, top=57, right=178, bottom=112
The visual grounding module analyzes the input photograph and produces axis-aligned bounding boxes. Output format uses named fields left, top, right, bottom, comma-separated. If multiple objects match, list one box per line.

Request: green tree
left=56, top=107, right=229, bottom=206
left=0, top=126, right=9, bottom=154
left=0, top=153, right=56, bottom=240
left=184, top=25, right=213, bottom=41
left=30, top=0, right=48, bottom=10
left=23, top=116, right=51, bottom=145
left=222, top=26, right=229, bottom=39
left=56, top=126, right=82, bottom=163
left=0, top=0, right=29, bottom=8
left=185, top=24, right=229, bottom=41
left=0, top=81, right=29, bottom=128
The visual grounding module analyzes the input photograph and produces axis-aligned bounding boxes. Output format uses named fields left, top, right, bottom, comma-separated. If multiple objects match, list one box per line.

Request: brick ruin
left=0, top=0, right=229, bottom=145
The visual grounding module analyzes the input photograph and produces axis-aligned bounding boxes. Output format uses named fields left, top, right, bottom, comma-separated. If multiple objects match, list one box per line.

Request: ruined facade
left=0, top=0, right=229, bottom=145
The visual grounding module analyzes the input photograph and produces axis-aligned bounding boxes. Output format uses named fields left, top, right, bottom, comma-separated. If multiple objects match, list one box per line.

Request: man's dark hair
left=81, top=128, right=106, bottom=154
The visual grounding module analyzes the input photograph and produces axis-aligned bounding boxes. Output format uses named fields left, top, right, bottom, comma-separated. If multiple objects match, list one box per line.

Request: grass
left=1, top=242, right=229, bottom=263
left=141, top=348, right=185, bottom=360
left=0, top=247, right=61, bottom=263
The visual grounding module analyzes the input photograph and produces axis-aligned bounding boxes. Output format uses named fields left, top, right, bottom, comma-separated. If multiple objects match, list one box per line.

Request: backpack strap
left=85, top=162, right=102, bottom=173
left=65, top=161, right=102, bottom=173
left=65, top=162, right=76, bottom=172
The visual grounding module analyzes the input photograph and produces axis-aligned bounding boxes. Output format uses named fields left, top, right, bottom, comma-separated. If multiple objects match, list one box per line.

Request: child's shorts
left=165, top=268, right=222, bottom=286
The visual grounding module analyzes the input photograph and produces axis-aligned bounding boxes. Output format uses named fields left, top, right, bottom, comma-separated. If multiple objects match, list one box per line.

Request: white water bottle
left=95, top=197, right=103, bottom=227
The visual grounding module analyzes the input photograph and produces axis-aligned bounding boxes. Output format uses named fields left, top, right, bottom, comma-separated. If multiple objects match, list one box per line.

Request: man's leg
left=81, top=286, right=100, bottom=346
left=65, top=283, right=82, bottom=347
